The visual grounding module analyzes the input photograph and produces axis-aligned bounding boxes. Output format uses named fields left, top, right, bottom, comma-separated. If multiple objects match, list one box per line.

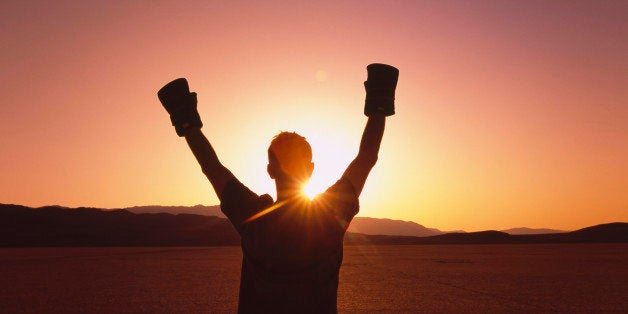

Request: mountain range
left=126, top=205, right=446, bottom=237
left=1, top=203, right=625, bottom=247
left=500, top=227, right=566, bottom=235
left=121, top=205, right=563, bottom=236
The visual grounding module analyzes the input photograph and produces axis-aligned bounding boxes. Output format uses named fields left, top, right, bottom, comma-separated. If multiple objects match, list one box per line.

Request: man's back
left=220, top=178, right=359, bottom=313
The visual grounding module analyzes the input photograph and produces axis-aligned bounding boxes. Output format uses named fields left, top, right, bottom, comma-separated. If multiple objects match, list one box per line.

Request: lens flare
left=302, top=182, right=319, bottom=200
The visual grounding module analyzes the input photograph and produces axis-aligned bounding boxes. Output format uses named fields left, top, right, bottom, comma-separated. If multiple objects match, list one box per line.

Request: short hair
left=268, top=132, right=312, bottom=178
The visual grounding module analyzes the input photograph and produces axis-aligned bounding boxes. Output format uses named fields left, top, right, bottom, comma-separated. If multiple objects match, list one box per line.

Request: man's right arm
left=184, top=128, right=235, bottom=200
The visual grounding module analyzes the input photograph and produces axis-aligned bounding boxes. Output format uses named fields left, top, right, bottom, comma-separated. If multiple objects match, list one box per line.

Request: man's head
left=267, top=132, right=314, bottom=184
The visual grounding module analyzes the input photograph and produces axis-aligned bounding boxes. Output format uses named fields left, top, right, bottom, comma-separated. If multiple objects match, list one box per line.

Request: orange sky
left=1, top=1, right=627, bottom=231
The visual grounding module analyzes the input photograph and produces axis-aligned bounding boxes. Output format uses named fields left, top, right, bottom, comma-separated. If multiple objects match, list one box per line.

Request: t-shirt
left=220, top=177, right=359, bottom=314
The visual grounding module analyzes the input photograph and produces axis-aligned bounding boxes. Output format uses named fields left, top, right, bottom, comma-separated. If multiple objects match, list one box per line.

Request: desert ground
left=1, top=244, right=626, bottom=313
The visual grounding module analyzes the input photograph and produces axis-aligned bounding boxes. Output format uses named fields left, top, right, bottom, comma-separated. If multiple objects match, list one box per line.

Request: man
left=157, top=63, right=398, bottom=313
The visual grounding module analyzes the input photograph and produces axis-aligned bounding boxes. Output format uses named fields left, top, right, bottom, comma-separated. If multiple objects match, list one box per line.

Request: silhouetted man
left=157, top=64, right=398, bottom=313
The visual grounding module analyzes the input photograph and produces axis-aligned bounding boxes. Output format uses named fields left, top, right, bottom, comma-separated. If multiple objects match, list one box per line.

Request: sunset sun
left=302, top=181, right=321, bottom=200
left=297, top=130, right=356, bottom=201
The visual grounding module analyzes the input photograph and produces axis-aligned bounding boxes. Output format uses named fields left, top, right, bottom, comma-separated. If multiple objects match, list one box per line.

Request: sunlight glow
left=299, top=129, right=355, bottom=200
left=302, top=182, right=321, bottom=200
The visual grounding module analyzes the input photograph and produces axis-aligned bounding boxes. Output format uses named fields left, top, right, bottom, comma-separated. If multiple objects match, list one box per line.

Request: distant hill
left=500, top=227, right=567, bottom=235
left=0, top=204, right=239, bottom=247
left=347, top=217, right=443, bottom=237
left=1, top=204, right=626, bottom=247
left=126, top=205, right=224, bottom=217
left=564, top=222, right=628, bottom=242
left=345, top=223, right=628, bottom=245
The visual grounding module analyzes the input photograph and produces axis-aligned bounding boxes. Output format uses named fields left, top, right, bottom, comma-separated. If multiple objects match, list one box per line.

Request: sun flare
left=296, top=129, right=355, bottom=201
left=302, top=182, right=321, bottom=200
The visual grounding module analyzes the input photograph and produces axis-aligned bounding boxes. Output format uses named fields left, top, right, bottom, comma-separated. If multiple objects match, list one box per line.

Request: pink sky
left=1, top=0, right=627, bottom=231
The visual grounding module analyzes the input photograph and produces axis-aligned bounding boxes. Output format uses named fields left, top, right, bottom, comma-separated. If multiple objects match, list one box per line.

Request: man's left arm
left=341, top=114, right=385, bottom=197
left=157, top=78, right=236, bottom=200
left=341, top=63, right=398, bottom=197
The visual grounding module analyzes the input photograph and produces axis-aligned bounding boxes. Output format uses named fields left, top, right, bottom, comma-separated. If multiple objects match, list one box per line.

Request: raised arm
left=342, top=114, right=385, bottom=196
left=157, top=78, right=235, bottom=199
left=184, top=128, right=235, bottom=199
left=342, top=63, right=398, bottom=197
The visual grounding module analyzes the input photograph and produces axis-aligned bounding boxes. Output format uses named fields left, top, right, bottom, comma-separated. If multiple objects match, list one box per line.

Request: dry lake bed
left=1, top=244, right=627, bottom=313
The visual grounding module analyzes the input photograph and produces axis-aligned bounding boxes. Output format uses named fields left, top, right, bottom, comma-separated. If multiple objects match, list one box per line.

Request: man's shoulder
left=258, top=193, right=274, bottom=208
left=325, top=177, right=358, bottom=197
left=220, top=179, right=273, bottom=226
left=313, top=177, right=360, bottom=221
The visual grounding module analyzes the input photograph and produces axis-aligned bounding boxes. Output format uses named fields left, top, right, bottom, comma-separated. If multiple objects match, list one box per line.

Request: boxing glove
left=364, top=63, right=399, bottom=116
left=157, top=78, right=203, bottom=136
